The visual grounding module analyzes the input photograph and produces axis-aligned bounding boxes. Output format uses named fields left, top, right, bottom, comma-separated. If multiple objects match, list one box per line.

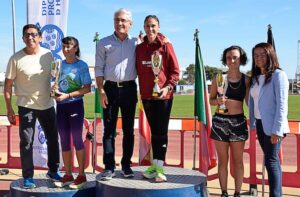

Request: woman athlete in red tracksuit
left=136, top=15, right=180, bottom=183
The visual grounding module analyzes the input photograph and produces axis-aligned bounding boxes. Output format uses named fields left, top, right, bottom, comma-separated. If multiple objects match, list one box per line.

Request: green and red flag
left=267, top=25, right=284, bottom=163
left=94, top=88, right=103, bottom=117
left=194, top=30, right=217, bottom=175
left=92, top=32, right=102, bottom=172
left=94, top=32, right=103, bottom=118
left=267, top=24, right=276, bottom=51
left=194, top=33, right=208, bottom=124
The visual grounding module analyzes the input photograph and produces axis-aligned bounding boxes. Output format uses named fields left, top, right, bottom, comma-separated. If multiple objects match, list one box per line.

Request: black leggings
left=142, top=99, right=173, bottom=161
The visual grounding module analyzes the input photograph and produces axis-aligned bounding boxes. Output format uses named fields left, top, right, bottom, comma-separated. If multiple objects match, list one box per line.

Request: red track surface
left=0, top=124, right=299, bottom=196
left=0, top=125, right=297, bottom=168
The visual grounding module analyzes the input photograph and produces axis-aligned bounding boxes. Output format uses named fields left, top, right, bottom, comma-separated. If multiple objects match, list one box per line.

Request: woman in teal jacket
left=249, top=42, right=289, bottom=197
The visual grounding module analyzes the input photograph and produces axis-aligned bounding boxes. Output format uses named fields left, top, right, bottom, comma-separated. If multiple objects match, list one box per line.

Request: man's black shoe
left=100, top=170, right=116, bottom=181
left=121, top=167, right=134, bottom=178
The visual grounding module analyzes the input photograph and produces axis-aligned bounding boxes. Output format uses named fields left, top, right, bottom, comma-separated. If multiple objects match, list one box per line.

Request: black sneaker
left=121, top=167, right=134, bottom=178
left=100, top=170, right=116, bottom=181
left=46, top=171, right=62, bottom=182
left=221, top=191, right=228, bottom=197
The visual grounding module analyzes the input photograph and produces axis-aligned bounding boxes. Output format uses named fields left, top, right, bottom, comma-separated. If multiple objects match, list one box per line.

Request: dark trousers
left=57, top=99, right=84, bottom=151
left=142, top=99, right=173, bottom=161
left=102, top=81, right=137, bottom=170
left=18, top=106, right=60, bottom=178
left=256, top=119, right=282, bottom=197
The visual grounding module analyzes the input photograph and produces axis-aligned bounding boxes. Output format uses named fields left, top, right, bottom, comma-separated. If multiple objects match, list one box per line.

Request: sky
left=0, top=0, right=299, bottom=79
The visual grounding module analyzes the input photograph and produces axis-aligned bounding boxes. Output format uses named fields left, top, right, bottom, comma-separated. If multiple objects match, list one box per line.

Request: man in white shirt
left=4, top=24, right=61, bottom=189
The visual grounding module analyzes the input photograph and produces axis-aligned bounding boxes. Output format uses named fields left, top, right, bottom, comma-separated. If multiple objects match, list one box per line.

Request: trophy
left=216, top=73, right=228, bottom=113
left=151, top=51, right=163, bottom=97
left=50, top=59, right=62, bottom=97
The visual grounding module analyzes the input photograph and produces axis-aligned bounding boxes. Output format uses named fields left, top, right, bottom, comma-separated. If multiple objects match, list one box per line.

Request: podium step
left=10, top=173, right=96, bottom=197
left=10, top=167, right=208, bottom=197
left=96, top=166, right=208, bottom=197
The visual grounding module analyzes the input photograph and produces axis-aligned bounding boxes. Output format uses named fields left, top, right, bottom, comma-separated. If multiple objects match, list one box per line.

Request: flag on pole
left=94, top=88, right=103, bottom=117
left=194, top=30, right=217, bottom=175
left=92, top=85, right=103, bottom=172
left=267, top=24, right=276, bottom=51
left=93, top=32, right=103, bottom=118
left=138, top=97, right=152, bottom=165
left=92, top=32, right=102, bottom=172
left=194, top=32, right=207, bottom=124
left=137, top=30, right=151, bottom=165
left=27, top=0, right=69, bottom=60
left=267, top=24, right=283, bottom=164
left=27, top=0, right=69, bottom=168
left=93, top=32, right=102, bottom=118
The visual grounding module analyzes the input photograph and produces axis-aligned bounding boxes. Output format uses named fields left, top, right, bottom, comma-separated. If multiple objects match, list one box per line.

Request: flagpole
left=193, top=117, right=197, bottom=169
left=261, top=24, right=273, bottom=197
left=192, top=29, right=200, bottom=170
left=261, top=24, right=276, bottom=197
left=11, top=0, right=16, bottom=54
left=1, top=0, right=13, bottom=172
left=267, top=24, right=276, bottom=51
left=93, top=32, right=100, bottom=173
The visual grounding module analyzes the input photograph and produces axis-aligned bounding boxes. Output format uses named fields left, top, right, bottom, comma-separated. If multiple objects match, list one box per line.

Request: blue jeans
left=102, top=81, right=137, bottom=170
left=256, top=119, right=282, bottom=197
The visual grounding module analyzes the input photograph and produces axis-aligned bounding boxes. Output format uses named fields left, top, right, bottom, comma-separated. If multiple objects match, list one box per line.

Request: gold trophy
left=151, top=51, right=163, bottom=97
left=50, top=59, right=62, bottom=97
left=217, top=73, right=228, bottom=113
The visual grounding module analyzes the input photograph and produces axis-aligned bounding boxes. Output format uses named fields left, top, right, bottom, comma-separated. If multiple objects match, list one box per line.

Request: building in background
left=176, top=80, right=211, bottom=94
left=0, top=72, right=5, bottom=92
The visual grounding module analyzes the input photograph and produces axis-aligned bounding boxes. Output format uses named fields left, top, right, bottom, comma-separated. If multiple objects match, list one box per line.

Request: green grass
left=0, top=94, right=299, bottom=120
left=287, top=95, right=300, bottom=120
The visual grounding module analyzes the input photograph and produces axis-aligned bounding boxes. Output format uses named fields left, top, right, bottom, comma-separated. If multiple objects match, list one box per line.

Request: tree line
left=180, top=64, right=251, bottom=85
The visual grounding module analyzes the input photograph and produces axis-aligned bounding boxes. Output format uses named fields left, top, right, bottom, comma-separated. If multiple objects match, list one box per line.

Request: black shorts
left=210, top=113, right=248, bottom=142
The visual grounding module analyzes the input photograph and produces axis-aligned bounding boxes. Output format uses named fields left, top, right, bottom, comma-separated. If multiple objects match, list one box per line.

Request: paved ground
left=1, top=126, right=300, bottom=196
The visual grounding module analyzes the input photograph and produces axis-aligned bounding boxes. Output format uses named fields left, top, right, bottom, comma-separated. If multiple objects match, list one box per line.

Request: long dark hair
left=62, top=36, right=81, bottom=57
left=250, top=42, right=280, bottom=86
